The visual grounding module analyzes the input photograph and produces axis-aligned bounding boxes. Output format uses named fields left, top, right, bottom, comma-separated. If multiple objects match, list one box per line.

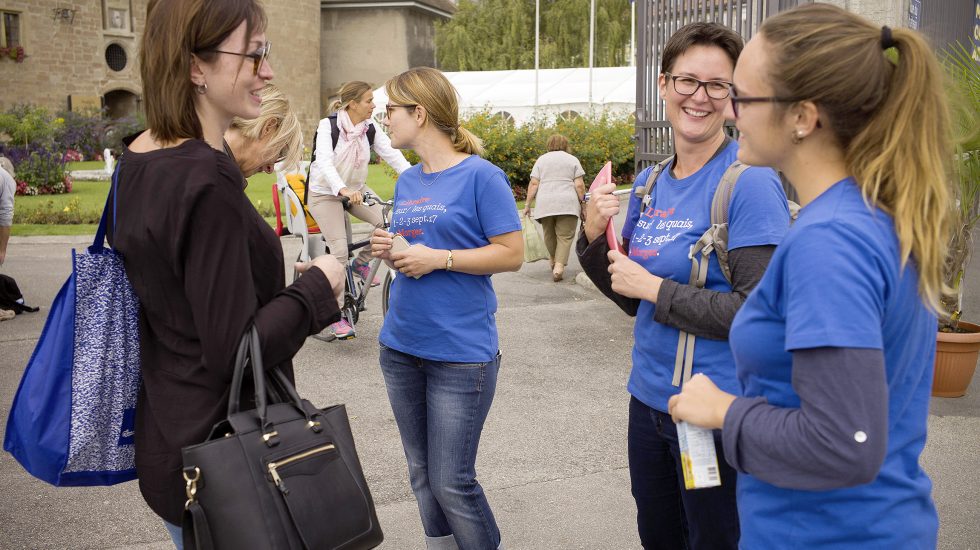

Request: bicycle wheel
left=381, top=269, right=395, bottom=316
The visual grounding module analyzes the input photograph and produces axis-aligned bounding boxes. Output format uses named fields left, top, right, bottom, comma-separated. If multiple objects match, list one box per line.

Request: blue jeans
left=164, top=521, right=183, bottom=550
left=628, top=396, right=739, bottom=550
left=379, top=344, right=502, bottom=550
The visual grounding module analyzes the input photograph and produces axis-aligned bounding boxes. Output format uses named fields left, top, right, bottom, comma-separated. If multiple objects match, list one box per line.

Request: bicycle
left=295, top=190, right=397, bottom=342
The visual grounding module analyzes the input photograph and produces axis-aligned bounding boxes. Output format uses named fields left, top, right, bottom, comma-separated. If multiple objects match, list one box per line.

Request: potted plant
left=934, top=43, right=980, bottom=398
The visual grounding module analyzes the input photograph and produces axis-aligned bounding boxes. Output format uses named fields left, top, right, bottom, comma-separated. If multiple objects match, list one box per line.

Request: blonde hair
left=761, top=3, right=952, bottom=310
left=0, top=156, right=14, bottom=177
left=329, top=81, right=373, bottom=114
left=385, top=67, right=483, bottom=156
left=230, top=84, right=303, bottom=171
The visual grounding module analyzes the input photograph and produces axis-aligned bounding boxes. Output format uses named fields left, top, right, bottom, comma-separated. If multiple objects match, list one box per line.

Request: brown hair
left=140, top=0, right=267, bottom=143
left=230, top=84, right=303, bottom=171
left=329, top=81, right=373, bottom=114
left=546, top=134, right=569, bottom=152
left=761, top=3, right=952, bottom=309
left=660, top=22, right=743, bottom=75
left=385, top=67, right=483, bottom=156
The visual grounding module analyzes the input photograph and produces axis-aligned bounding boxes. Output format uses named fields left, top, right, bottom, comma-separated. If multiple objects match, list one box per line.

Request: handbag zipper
left=267, top=443, right=336, bottom=495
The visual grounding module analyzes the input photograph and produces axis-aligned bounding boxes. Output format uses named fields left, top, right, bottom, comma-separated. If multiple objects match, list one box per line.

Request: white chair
left=274, top=164, right=325, bottom=269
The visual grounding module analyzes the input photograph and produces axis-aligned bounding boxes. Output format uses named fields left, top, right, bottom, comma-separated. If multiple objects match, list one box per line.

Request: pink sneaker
left=329, top=319, right=355, bottom=340
left=353, top=261, right=381, bottom=287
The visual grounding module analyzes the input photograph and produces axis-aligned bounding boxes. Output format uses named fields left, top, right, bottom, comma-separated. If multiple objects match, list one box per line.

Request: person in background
left=0, top=156, right=14, bottom=268
left=108, top=1, right=344, bottom=547
left=370, top=66, right=523, bottom=550
left=522, top=134, right=585, bottom=281
left=579, top=22, right=790, bottom=549
left=307, top=80, right=412, bottom=340
left=225, top=83, right=303, bottom=178
left=668, top=4, right=952, bottom=549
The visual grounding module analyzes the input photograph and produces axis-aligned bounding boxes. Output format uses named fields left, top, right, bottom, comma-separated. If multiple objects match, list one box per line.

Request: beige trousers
left=538, top=214, right=578, bottom=266
left=307, top=186, right=384, bottom=265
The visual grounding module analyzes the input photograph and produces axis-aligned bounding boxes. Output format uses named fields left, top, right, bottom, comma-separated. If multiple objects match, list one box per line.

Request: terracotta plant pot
left=933, top=321, right=980, bottom=398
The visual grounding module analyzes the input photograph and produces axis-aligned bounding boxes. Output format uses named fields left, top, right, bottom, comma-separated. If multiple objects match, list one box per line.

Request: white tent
left=371, top=66, right=636, bottom=125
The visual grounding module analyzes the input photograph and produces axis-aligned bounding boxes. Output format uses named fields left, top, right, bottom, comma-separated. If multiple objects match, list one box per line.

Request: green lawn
left=12, top=163, right=398, bottom=236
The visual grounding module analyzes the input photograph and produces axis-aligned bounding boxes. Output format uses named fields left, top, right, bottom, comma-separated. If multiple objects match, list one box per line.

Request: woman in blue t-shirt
left=668, top=4, right=952, bottom=549
left=370, top=67, right=523, bottom=550
left=579, top=22, right=790, bottom=549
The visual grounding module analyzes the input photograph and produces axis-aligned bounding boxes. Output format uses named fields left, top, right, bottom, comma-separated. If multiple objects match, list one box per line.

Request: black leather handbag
left=180, top=326, right=383, bottom=550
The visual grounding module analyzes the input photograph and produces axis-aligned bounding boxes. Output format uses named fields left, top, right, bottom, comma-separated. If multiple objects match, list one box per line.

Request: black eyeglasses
left=385, top=104, right=417, bottom=119
left=663, top=73, right=733, bottom=100
left=729, top=86, right=804, bottom=118
left=200, top=42, right=271, bottom=75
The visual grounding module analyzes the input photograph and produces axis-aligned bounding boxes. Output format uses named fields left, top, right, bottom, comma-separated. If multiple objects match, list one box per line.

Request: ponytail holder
left=880, top=26, right=896, bottom=50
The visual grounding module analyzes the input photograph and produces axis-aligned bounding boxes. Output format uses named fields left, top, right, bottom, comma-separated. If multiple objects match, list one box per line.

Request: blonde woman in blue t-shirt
left=370, top=67, right=522, bottom=550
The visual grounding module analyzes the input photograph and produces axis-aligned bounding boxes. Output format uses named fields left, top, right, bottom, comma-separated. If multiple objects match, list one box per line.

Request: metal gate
left=635, top=0, right=811, bottom=168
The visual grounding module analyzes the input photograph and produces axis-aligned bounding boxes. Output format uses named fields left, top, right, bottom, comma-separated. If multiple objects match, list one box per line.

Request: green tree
left=436, top=0, right=631, bottom=71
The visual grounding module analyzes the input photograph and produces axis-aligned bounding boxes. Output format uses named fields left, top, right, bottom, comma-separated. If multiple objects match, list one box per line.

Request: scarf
left=334, top=109, right=370, bottom=171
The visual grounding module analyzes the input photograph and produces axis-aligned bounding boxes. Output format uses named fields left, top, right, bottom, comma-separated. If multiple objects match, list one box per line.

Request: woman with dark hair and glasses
left=578, top=22, right=790, bottom=549
left=108, top=1, right=344, bottom=547
left=669, top=4, right=953, bottom=548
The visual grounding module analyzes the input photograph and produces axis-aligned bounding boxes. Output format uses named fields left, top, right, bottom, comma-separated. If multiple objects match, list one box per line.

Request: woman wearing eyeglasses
left=107, top=1, right=344, bottom=547
left=369, top=67, right=523, bottom=550
left=224, top=84, right=302, bottom=178
left=579, top=22, right=790, bottom=549
left=668, top=5, right=951, bottom=548
left=307, top=81, right=411, bottom=339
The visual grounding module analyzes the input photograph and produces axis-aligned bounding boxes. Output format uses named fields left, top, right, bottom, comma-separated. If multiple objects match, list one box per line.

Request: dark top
left=576, top=234, right=776, bottom=339
left=723, top=346, right=889, bottom=490
left=107, top=138, right=340, bottom=524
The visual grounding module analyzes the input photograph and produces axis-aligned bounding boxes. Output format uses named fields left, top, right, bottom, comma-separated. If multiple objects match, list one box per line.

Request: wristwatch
left=445, top=250, right=454, bottom=271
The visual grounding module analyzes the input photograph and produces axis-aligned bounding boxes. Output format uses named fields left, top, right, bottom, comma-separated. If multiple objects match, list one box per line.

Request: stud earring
left=195, top=83, right=208, bottom=95
left=791, top=130, right=804, bottom=145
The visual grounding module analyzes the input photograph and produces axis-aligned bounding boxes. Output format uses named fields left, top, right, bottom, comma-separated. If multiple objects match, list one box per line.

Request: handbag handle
left=227, top=326, right=321, bottom=441
left=91, top=165, right=122, bottom=253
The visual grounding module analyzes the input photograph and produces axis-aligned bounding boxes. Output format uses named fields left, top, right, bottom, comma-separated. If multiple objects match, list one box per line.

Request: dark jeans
left=628, top=396, right=739, bottom=550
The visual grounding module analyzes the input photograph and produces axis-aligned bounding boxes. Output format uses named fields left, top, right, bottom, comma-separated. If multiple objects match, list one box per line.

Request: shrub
left=14, top=198, right=100, bottom=224
left=0, top=105, right=61, bottom=148
left=14, top=147, right=71, bottom=196
left=383, top=110, right=636, bottom=199
left=56, top=110, right=107, bottom=160
left=104, top=114, right=146, bottom=157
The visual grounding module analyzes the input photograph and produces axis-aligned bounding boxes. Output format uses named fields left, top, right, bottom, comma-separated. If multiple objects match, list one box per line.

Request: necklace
left=418, top=165, right=447, bottom=187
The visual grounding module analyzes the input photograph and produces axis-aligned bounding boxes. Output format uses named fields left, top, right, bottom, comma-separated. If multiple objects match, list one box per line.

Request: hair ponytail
left=762, top=4, right=953, bottom=311
left=453, top=126, right=483, bottom=156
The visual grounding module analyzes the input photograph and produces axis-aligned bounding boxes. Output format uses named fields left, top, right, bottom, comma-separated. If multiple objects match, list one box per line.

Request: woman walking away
left=109, top=1, right=344, bottom=547
left=225, top=83, right=303, bottom=178
left=579, top=22, right=790, bottom=549
left=669, top=4, right=952, bottom=548
left=307, top=80, right=412, bottom=339
left=370, top=66, right=523, bottom=550
left=522, top=134, right=586, bottom=281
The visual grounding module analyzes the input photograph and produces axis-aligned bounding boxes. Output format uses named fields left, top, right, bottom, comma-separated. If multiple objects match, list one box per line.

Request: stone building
left=0, top=0, right=455, bottom=145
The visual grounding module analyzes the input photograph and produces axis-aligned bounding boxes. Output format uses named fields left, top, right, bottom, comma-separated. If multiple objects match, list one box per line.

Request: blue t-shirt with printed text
left=621, top=140, right=789, bottom=413
left=728, top=178, right=937, bottom=548
left=379, top=155, right=521, bottom=362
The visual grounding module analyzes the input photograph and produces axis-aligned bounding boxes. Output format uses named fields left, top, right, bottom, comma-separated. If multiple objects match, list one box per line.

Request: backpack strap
left=328, top=114, right=376, bottom=150
left=670, top=160, right=748, bottom=387
left=633, top=155, right=674, bottom=207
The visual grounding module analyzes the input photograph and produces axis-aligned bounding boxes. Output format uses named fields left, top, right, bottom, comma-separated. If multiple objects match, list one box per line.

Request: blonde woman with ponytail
left=668, top=4, right=952, bottom=548
left=308, top=80, right=411, bottom=339
left=370, top=67, right=522, bottom=550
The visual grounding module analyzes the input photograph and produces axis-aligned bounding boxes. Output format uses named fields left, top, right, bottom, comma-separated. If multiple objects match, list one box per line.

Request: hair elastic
left=880, top=26, right=896, bottom=50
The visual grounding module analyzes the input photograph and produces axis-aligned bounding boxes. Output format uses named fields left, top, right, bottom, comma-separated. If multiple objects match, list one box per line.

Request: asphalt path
left=0, top=214, right=977, bottom=549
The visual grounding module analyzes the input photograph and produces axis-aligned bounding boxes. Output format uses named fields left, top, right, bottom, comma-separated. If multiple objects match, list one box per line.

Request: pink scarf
left=334, top=110, right=370, bottom=170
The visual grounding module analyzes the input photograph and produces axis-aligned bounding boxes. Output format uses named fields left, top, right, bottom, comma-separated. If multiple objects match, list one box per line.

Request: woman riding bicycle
left=307, top=80, right=412, bottom=339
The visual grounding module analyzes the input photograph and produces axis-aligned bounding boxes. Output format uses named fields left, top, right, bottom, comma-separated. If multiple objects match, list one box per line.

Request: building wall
left=0, top=0, right=321, bottom=145
left=0, top=0, right=147, bottom=114
left=821, top=0, right=908, bottom=26
left=320, top=7, right=441, bottom=119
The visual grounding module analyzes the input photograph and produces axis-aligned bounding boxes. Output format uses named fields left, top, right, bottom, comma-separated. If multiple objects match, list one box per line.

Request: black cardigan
left=108, top=138, right=340, bottom=524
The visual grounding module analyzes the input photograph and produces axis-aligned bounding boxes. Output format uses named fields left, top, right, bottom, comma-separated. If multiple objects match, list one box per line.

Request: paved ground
left=1, top=216, right=978, bottom=549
